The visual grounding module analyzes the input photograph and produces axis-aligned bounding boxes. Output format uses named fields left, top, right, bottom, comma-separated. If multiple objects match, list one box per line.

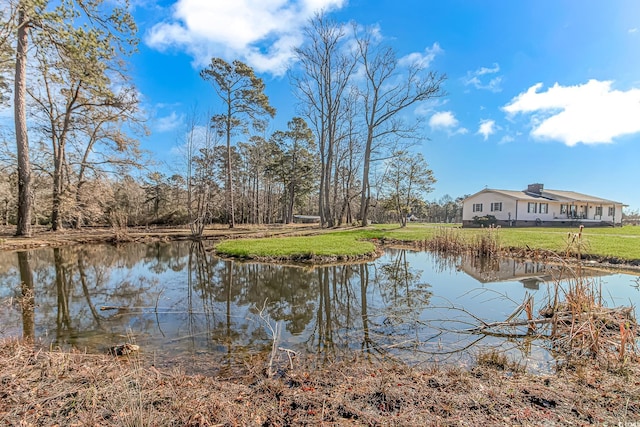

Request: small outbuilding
left=292, top=215, right=321, bottom=224
left=462, top=183, right=624, bottom=227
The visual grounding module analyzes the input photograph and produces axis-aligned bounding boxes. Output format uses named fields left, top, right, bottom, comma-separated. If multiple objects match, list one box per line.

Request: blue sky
left=130, top=0, right=640, bottom=211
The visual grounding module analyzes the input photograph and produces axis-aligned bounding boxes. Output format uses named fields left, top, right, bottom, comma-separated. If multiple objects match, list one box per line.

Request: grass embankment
left=215, top=232, right=378, bottom=261
left=215, top=224, right=640, bottom=264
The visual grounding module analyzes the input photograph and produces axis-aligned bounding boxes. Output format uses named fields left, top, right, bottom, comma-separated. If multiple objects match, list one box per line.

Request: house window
left=491, top=202, right=502, bottom=212
left=539, top=203, right=548, bottom=214
left=473, top=203, right=483, bottom=213
left=608, top=206, right=615, bottom=216
left=527, top=202, right=537, bottom=214
left=560, top=204, right=567, bottom=215
left=595, top=206, right=602, bottom=216
left=569, top=205, right=577, bottom=217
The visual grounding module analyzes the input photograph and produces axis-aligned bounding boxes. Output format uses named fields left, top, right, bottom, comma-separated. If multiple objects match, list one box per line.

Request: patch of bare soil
left=1, top=340, right=639, bottom=426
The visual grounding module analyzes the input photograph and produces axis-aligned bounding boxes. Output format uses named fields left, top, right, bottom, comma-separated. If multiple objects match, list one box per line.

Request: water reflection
left=0, top=243, right=637, bottom=373
left=18, top=251, right=34, bottom=341
left=458, top=256, right=611, bottom=290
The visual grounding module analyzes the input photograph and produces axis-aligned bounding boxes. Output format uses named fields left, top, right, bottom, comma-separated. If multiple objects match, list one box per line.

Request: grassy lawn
left=216, top=223, right=640, bottom=261
left=215, top=233, right=376, bottom=258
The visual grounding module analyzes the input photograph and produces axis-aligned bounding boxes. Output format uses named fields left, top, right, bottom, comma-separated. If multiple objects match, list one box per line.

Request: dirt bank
left=1, top=340, right=638, bottom=426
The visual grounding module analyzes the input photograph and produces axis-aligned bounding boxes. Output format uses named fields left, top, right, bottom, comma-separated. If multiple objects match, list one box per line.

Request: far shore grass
left=215, top=233, right=377, bottom=259
left=215, top=223, right=640, bottom=263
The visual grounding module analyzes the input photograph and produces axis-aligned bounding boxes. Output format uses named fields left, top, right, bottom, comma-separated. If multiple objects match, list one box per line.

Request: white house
left=462, top=183, right=624, bottom=227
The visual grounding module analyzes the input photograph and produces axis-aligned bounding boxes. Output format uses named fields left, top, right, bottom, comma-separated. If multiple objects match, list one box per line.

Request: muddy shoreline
left=1, top=340, right=638, bottom=426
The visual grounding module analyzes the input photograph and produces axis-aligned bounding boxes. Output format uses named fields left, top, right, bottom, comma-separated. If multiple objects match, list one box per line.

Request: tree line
left=1, top=3, right=454, bottom=236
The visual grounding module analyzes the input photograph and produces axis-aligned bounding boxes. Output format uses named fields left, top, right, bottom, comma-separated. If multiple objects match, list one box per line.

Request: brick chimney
left=526, top=183, right=544, bottom=194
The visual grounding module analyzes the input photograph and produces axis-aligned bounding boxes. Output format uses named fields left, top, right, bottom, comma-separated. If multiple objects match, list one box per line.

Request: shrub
left=472, top=215, right=497, bottom=227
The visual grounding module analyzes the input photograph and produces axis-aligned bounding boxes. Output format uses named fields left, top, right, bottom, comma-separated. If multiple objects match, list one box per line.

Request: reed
left=469, top=226, right=501, bottom=257
left=542, top=266, right=638, bottom=367
left=425, top=227, right=467, bottom=253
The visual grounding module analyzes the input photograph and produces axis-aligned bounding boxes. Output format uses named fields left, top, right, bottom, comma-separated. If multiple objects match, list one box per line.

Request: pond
left=1, top=241, right=638, bottom=374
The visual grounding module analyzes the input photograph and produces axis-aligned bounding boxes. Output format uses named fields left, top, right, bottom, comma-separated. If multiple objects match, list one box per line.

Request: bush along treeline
left=0, top=161, right=466, bottom=230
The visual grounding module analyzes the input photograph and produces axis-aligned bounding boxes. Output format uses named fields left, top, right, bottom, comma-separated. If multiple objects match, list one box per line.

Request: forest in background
left=0, top=2, right=637, bottom=235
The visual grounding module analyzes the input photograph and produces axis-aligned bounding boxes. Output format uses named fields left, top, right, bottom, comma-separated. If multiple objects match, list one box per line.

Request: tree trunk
left=51, top=155, right=63, bottom=231
left=359, top=132, right=373, bottom=226
left=226, top=118, right=235, bottom=228
left=73, top=181, right=84, bottom=229
left=14, top=6, right=33, bottom=237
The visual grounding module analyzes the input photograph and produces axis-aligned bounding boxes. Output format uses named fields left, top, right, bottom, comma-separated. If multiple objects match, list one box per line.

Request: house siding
left=462, top=189, right=623, bottom=228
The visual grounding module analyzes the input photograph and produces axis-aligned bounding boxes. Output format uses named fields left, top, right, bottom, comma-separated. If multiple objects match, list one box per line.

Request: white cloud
left=398, top=42, right=443, bottom=68
left=629, top=28, right=638, bottom=34
left=476, top=63, right=500, bottom=75
left=503, top=79, right=640, bottom=146
left=146, top=0, right=346, bottom=76
left=429, top=111, right=468, bottom=135
left=463, top=63, right=502, bottom=92
left=499, top=135, right=514, bottom=144
left=414, top=98, right=448, bottom=116
left=155, top=111, right=184, bottom=133
left=477, top=119, right=496, bottom=140
left=429, top=111, right=457, bottom=128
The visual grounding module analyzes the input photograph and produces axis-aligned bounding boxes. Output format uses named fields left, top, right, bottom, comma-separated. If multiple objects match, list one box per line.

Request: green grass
left=366, top=224, right=640, bottom=260
left=215, top=233, right=376, bottom=258
left=215, top=224, right=640, bottom=262
left=481, top=226, right=640, bottom=259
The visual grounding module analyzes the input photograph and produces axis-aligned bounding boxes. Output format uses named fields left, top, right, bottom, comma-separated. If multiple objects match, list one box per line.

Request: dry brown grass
left=541, top=267, right=639, bottom=370
left=1, top=339, right=639, bottom=426
left=424, top=227, right=468, bottom=254
left=424, top=226, right=501, bottom=258
left=469, top=226, right=501, bottom=258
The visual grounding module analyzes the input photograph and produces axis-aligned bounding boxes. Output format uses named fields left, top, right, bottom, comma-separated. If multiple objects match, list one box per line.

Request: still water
left=1, top=242, right=638, bottom=373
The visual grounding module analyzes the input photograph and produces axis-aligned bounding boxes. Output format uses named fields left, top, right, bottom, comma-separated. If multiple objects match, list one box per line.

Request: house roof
left=464, top=188, right=623, bottom=205
left=464, top=189, right=551, bottom=202
left=540, top=190, right=621, bottom=204
left=487, top=189, right=552, bottom=201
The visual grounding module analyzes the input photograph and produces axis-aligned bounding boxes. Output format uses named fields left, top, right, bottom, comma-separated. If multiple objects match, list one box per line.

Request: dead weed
left=1, top=340, right=639, bottom=426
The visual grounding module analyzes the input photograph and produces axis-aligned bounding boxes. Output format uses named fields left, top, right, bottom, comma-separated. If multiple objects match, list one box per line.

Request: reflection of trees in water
left=4, top=243, right=535, bottom=367
left=54, top=248, right=73, bottom=341
left=145, top=242, right=189, bottom=274
left=0, top=244, right=163, bottom=350
left=18, top=252, right=34, bottom=340
left=233, top=263, right=317, bottom=336
left=376, top=249, right=432, bottom=327
left=378, top=249, right=432, bottom=305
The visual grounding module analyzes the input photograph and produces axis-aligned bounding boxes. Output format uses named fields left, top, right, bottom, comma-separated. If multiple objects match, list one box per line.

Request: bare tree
left=383, top=150, right=436, bottom=227
left=180, top=107, right=221, bottom=236
left=67, top=87, right=145, bottom=229
left=269, top=117, right=317, bottom=224
left=293, top=13, right=357, bottom=228
left=9, top=0, right=137, bottom=233
left=29, top=45, right=140, bottom=228
left=354, top=26, right=446, bottom=227
left=238, top=135, right=274, bottom=224
left=200, top=58, right=276, bottom=228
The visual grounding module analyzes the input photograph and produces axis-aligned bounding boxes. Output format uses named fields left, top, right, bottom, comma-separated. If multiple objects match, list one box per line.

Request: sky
left=128, top=0, right=640, bottom=211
